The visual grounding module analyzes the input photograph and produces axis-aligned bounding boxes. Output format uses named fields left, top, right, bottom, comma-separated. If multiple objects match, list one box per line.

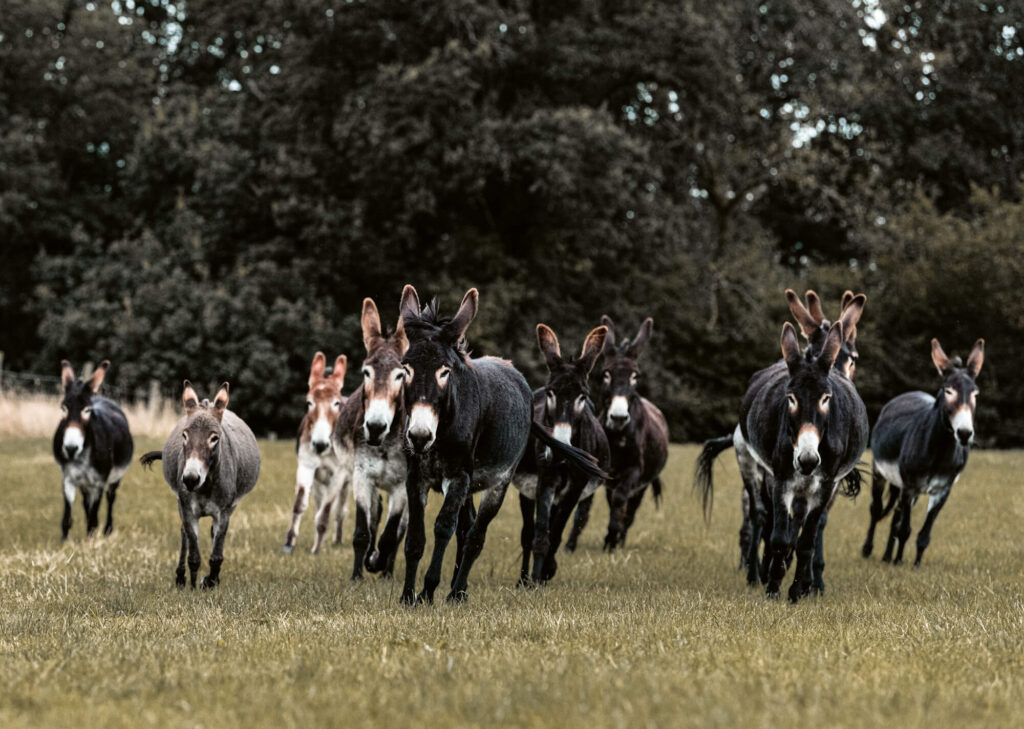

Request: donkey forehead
left=366, top=346, right=404, bottom=373
left=548, top=368, right=587, bottom=395
left=787, top=368, right=831, bottom=396
left=403, top=340, right=453, bottom=368
left=62, top=382, right=93, bottom=407
left=605, top=359, right=637, bottom=377
left=943, top=369, right=977, bottom=392
left=309, top=381, right=340, bottom=400
left=184, top=410, right=222, bottom=434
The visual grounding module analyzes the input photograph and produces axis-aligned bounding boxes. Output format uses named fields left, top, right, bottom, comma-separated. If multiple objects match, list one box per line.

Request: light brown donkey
left=282, top=352, right=350, bottom=554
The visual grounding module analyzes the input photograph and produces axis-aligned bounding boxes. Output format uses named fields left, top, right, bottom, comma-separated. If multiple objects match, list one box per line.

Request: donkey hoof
left=516, top=576, right=534, bottom=589
left=350, top=572, right=364, bottom=582
left=365, top=551, right=384, bottom=573
left=893, top=557, right=903, bottom=566
left=282, top=544, right=294, bottom=555
left=175, top=574, right=186, bottom=588
left=103, top=525, right=114, bottom=537
left=446, top=590, right=468, bottom=604
left=787, top=587, right=802, bottom=604
left=765, top=586, right=781, bottom=600
left=200, top=576, right=219, bottom=590
left=399, top=590, right=418, bottom=606
left=861, top=543, right=873, bottom=558
left=416, top=590, right=433, bottom=605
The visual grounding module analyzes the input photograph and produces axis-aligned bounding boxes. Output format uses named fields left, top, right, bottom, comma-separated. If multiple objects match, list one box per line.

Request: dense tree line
left=2, top=1, right=1022, bottom=443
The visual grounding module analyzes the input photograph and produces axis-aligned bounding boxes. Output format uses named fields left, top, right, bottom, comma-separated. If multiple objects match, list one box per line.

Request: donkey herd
left=51, top=284, right=984, bottom=604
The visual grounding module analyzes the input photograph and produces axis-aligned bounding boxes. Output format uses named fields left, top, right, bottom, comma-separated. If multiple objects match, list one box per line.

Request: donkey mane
left=403, top=298, right=472, bottom=362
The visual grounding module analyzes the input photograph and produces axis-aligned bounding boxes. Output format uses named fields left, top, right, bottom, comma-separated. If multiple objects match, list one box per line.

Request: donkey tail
left=530, top=422, right=610, bottom=482
left=139, top=450, right=163, bottom=470
left=694, top=433, right=734, bottom=523
left=651, top=476, right=663, bottom=510
left=838, top=464, right=866, bottom=499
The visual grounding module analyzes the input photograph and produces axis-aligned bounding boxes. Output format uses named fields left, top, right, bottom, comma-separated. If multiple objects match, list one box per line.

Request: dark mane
left=403, top=298, right=471, bottom=361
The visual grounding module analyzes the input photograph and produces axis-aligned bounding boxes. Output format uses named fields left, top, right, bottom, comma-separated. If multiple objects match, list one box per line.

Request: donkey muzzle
left=407, top=429, right=434, bottom=454
left=182, top=472, right=201, bottom=490
left=797, top=452, right=820, bottom=475
left=364, top=421, right=388, bottom=446
left=63, top=444, right=81, bottom=460
left=311, top=439, right=330, bottom=455
left=956, top=428, right=973, bottom=445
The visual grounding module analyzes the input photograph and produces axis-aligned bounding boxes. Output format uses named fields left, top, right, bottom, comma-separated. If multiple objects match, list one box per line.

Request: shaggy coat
left=52, top=360, right=133, bottom=539
left=141, top=382, right=260, bottom=588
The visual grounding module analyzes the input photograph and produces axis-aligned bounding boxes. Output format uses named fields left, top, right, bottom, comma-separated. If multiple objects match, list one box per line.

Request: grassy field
left=1, top=437, right=1022, bottom=729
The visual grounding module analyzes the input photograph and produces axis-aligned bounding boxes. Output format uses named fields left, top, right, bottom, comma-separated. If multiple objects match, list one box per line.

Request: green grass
left=2, top=438, right=1022, bottom=729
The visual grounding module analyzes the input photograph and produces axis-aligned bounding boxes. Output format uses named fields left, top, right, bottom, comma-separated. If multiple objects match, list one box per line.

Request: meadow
left=1, top=436, right=1022, bottom=729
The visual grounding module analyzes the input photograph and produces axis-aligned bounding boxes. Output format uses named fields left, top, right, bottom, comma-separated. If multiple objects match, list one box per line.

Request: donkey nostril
left=182, top=473, right=200, bottom=490
left=957, top=429, right=973, bottom=444
left=797, top=453, right=819, bottom=474
left=407, top=430, right=432, bottom=453
left=366, top=422, right=386, bottom=443
left=312, top=441, right=329, bottom=455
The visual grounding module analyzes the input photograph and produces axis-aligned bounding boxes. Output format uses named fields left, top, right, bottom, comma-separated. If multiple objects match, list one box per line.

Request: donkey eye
left=394, top=370, right=405, bottom=382
left=182, top=432, right=189, bottom=442
left=362, top=368, right=371, bottom=380
left=603, top=372, right=611, bottom=384
left=819, top=393, right=831, bottom=411
left=546, top=391, right=556, bottom=409
left=306, top=400, right=314, bottom=411
left=629, top=372, right=638, bottom=386
left=60, top=405, right=68, bottom=417
left=787, top=394, right=798, bottom=413
left=82, top=406, right=92, bottom=417
left=402, top=364, right=414, bottom=382
left=209, top=434, right=220, bottom=447
left=944, top=387, right=956, bottom=399
left=332, top=399, right=341, bottom=410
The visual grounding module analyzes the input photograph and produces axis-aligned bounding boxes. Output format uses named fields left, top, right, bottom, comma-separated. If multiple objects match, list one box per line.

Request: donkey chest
left=782, top=474, right=829, bottom=512
left=63, top=449, right=107, bottom=493
left=355, top=443, right=406, bottom=494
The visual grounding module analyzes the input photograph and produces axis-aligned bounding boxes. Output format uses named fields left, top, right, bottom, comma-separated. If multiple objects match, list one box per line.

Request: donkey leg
left=175, top=525, right=188, bottom=587
left=893, top=494, right=916, bottom=565
left=788, top=503, right=826, bottom=603
left=283, top=465, right=314, bottom=554
left=178, top=501, right=201, bottom=589
left=564, top=493, right=593, bottom=553
left=419, top=473, right=470, bottom=604
left=368, top=487, right=408, bottom=576
left=449, top=482, right=509, bottom=603
left=861, top=467, right=887, bottom=558
left=604, top=473, right=638, bottom=550
left=738, top=486, right=752, bottom=570
left=744, top=480, right=766, bottom=587
left=400, top=466, right=427, bottom=606
left=102, top=481, right=120, bottom=536
left=517, top=492, right=535, bottom=586
left=202, top=508, right=233, bottom=589
left=764, top=485, right=792, bottom=599
left=811, top=508, right=828, bottom=594
left=83, top=487, right=102, bottom=537
left=758, top=476, right=774, bottom=583
left=529, top=474, right=556, bottom=584
left=621, top=487, right=647, bottom=544
left=311, top=489, right=334, bottom=555
left=350, top=470, right=376, bottom=580
left=542, top=475, right=587, bottom=582
left=881, top=490, right=905, bottom=563
left=914, top=489, right=950, bottom=567
left=451, top=497, right=476, bottom=590
left=332, top=468, right=351, bottom=546
left=61, top=477, right=76, bottom=540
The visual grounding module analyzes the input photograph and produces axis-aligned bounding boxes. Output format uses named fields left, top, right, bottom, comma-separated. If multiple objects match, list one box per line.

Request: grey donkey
left=141, top=381, right=260, bottom=588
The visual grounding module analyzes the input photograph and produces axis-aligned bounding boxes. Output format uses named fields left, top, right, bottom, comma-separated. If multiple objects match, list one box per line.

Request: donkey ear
left=781, top=322, right=803, bottom=373
left=87, top=360, right=110, bottom=393
left=931, top=338, right=952, bottom=375
left=819, top=322, right=844, bottom=372
left=446, top=288, right=479, bottom=342
left=182, top=380, right=199, bottom=414
left=841, top=290, right=855, bottom=311
left=786, top=289, right=819, bottom=339
left=399, top=285, right=421, bottom=325
left=536, top=324, right=562, bottom=371
left=805, top=291, right=825, bottom=325
left=838, top=293, right=866, bottom=345
left=61, top=360, right=75, bottom=389
left=212, top=382, right=230, bottom=420
left=626, top=318, right=653, bottom=358
left=393, top=311, right=409, bottom=355
left=966, top=338, right=985, bottom=378
left=330, top=355, right=348, bottom=385
left=308, top=352, right=326, bottom=389
left=361, top=298, right=384, bottom=354
left=600, top=315, right=616, bottom=348
left=579, top=325, right=608, bottom=375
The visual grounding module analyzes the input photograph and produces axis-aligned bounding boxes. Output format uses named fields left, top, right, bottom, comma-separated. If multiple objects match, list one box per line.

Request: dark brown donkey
left=282, top=352, right=349, bottom=555
left=333, top=297, right=410, bottom=580
left=595, top=316, right=669, bottom=550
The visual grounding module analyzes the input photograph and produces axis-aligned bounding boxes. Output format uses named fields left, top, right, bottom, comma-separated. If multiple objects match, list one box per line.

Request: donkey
left=514, top=323, right=610, bottom=585
left=282, top=352, right=349, bottom=555
left=52, top=360, right=133, bottom=539
left=862, top=338, right=984, bottom=567
left=333, top=297, right=410, bottom=580
left=140, top=382, right=260, bottom=588
left=702, top=322, right=867, bottom=601
left=398, top=285, right=606, bottom=605
left=695, top=289, right=865, bottom=588
left=593, top=316, right=669, bottom=551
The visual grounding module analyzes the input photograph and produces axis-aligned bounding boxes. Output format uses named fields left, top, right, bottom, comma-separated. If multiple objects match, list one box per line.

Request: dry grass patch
left=0, top=394, right=179, bottom=438
left=1, top=438, right=1022, bottom=729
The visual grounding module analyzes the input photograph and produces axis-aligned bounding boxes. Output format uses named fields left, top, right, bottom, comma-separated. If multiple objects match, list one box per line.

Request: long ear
left=61, top=360, right=75, bottom=390
left=212, top=382, right=230, bottom=420
left=626, top=317, right=653, bottom=358
left=966, top=338, right=985, bottom=378
left=818, top=322, right=844, bottom=372
left=805, top=291, right=825, bottom=325
left=399, top=285, right=421, bottom=325
left=841, top=290, right=855, bottom=311
left=87, top=360, right=109, bottom=393
left=578, top=325, right=608, bottom=375
left=182, top=380, right=199, bottom=414
left=308, top=352, right=326, bottom=389
left=600, top=315, right=616, bottom=349
left=786, top=289, right=819, bottom=339
left=931, top=338, right=952, bottom=375
left=781, top=322, right=803, bottom=374
left=330, top=355, right=348, bottom=385
left=393, top=312, right=409, bottom=355
left=838, top=293, right=866, bottom=345
left=361, top=298, right=384, bottom=354
left=444, top=288, right=478, bottom=342
left=536, top=324, right=562, bottom=371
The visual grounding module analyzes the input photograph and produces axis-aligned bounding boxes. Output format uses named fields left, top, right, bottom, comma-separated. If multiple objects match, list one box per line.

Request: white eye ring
left=546, top=391, right=556, bottom=408
left=787, top=394, right=798, bottom=412
left=306, top=401, right=314, bottom=411
left=82, top=406, right=92, bottom=416
left=209, top=435, right=219, bottom=446
left=819, top=393, right=831, bottom=411
left=332, top=400, right=341, bottom=409
left=603, top=372, right=611, bottom=384
left=629, top=373, right=638, bottom=386
left=362, top=369, right=371, bottom=379
left=182, top=432, right=188, bottom=441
